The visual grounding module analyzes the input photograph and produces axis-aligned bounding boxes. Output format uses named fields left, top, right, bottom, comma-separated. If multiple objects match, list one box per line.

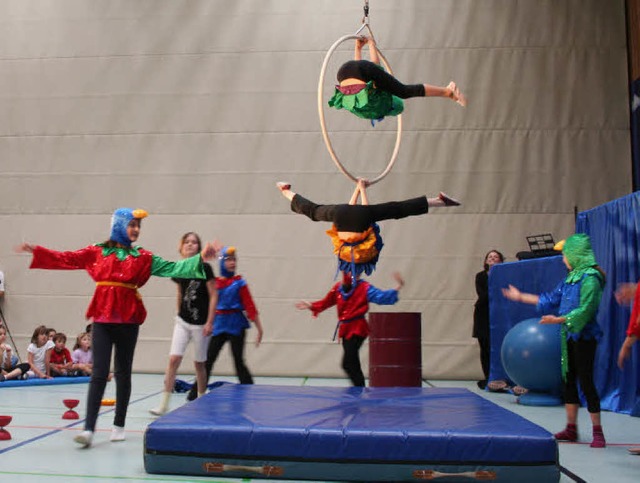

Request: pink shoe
left=439, top=192, right=461, bottom=207
left=554, top=424, right=578, bottom=442
left=590, top=426, right=606, bottom=448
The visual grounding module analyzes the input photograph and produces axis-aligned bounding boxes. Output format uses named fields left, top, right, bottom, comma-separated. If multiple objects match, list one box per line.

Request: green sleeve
left=150, top=254, right=206, bottom=279
left=564, top=275, right=603, bottom=334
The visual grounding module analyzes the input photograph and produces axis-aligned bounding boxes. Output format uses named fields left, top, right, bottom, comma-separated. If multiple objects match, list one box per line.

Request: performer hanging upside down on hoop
left=277, top=180, right=460, bottom=277
left=328, top=36, right=466, bottom=122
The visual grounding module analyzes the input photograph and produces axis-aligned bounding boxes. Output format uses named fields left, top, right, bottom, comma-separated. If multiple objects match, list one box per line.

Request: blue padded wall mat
left=145, top=384, right=559, bottom=482
left=0, top=376, right=90, bottom=388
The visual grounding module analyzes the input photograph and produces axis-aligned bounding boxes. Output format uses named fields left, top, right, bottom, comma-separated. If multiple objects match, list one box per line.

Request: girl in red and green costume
left=502, top=234, right=606, bottom=448
left=17, top=208, right=218, bottom=448
left=328, top=36, right=466, bottom=123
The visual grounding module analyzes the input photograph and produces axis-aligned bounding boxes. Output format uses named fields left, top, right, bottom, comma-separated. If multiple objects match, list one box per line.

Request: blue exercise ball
left=501, top=318, right=562, bottom=394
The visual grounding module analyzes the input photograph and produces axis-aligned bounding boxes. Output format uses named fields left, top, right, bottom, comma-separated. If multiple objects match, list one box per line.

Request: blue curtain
left=576, top=192, right=640, bottom=416
left=632, top=78, right=640, bottom=191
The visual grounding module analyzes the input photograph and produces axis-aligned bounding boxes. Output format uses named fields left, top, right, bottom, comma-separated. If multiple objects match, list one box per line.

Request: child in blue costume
left=502, top=234, right=606, bottom=448
left=186, top=246, right=263, bottom=401
left=328, top=36, right=466, bottom=123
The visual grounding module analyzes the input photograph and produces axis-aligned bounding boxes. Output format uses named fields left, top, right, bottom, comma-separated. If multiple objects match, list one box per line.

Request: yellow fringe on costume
left=326, top=225, right=379, bottom=264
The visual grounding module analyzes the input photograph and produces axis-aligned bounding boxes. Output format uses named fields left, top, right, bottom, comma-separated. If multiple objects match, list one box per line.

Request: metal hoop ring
left=317, top=33, right=402, bottom=186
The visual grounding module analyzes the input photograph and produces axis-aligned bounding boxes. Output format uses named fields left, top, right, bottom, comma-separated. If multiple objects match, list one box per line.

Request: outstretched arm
left=15, top=243, right=35, bottom=254
left=354, top=36, right=366, bottom=61
left=392, top=272, right=404, bottom=291
left=358, top=178, right=369, bottom=205
left=348, top=184, right=361, bottom=205
left=618, top=335, right=638, bottom=369
left=502, top=284, right=540, bottom=305
left=251, top=314, right=264, bottom=348
left=348, top=179, right=370, bottom=206
left=366, top=37, right=380, bottom=65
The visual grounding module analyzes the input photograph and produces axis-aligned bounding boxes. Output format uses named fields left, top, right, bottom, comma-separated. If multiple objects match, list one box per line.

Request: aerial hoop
left=317, top=24, right=403, bottom=186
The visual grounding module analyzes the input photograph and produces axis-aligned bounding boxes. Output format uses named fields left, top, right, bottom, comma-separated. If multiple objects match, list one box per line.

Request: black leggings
left=342, top=335, right=366, bottom=387
left=291, top=194, right=429, bottom=233
left=563, top=338, right=600, bottom=413
left=85, top=323, right=139, bottom=431
left=10, top=362, right=30, bottom=375
left=477, top=336, right=490, bottom=382
left=337, top=60, right=426, bottom=99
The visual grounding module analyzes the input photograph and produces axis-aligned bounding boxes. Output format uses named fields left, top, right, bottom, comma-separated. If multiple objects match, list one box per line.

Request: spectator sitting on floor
left=50, top=333, right=74, bottom=377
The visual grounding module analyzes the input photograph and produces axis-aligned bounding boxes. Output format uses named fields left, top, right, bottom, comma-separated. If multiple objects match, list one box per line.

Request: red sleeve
left=309, top=284, right=339, bottom=317
left=64, top=348, right=72, bottom=364
left=239, top=283, right=258, bottom=321
left=627, top=284, right=640, bottom=338
left=30, top=245, right=99, bottom=271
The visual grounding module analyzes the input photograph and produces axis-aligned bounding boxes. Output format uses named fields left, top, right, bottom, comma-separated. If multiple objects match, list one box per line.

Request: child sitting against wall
left=72, top=331, right=93, bottom=376
left=50, top=333, right=74, bottom=377
left=26, top=325, right=54, bottom=379
left=0, top=325, right=30, bottom=382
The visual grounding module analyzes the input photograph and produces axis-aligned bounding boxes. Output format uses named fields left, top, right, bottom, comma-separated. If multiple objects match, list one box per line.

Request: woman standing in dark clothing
left=473, top=250, right=504, bottom=389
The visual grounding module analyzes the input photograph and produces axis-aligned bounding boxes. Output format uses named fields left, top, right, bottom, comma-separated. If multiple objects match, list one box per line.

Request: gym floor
left=0, top=374, right=639, bottom=482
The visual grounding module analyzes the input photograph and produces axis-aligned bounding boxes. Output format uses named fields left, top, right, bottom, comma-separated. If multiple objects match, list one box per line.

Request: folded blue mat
left=0, top=376, right=90, bottom=388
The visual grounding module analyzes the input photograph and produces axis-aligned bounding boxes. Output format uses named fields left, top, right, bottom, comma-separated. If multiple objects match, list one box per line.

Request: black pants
left=291, top=194, right=429, bottom=232
left=85, top=323, right=139, bottom=431
left=477, top=336, right=490, bottom=382
left=564, top=338, right=600, bottom=413
left=342, top=335, right=366, bottom=387
left=337, top=60, right=426, bottom=99
left=11, top=362, right=30, bottom=375
left=187, top=331, right=253, bottom=400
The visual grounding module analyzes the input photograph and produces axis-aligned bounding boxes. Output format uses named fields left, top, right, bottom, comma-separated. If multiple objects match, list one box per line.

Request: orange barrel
left=368, top=312, right=422, bottom=387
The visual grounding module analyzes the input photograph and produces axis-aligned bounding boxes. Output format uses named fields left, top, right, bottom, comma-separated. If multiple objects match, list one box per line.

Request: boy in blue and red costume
left=17, top=208, right=218, bottom=448
left=296, top=270, right=404, bottom=387
left=186, top=246, right=263, bottom=401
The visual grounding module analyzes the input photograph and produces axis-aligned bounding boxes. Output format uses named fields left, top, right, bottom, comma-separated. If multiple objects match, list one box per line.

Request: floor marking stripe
left=0, top=390, right=162, bottom=455
left=559, top=465, right=588, bottom=483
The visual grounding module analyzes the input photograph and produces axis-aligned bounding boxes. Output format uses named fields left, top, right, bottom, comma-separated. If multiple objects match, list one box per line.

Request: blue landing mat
left=145, top=384, right=559, bottom=482
left=0, top=376, right=90, bottom=388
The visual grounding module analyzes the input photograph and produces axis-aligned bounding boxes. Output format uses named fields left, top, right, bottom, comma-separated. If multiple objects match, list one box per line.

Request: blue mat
left=144, top=384, right=559, bottom=482
left=0, top=376, right=90, bottom=388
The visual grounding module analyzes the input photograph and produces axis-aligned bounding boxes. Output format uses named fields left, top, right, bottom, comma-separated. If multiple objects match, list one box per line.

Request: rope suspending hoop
left=317, top=1, right=402, bottom=186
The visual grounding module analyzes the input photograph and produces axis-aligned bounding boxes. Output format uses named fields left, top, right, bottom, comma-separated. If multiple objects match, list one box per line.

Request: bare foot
left=447, top=82, right=466, bottom=107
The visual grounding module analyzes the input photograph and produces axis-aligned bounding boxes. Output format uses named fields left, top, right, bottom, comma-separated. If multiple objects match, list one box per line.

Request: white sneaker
left=110, top=425, right=126, bottom=442
left=149, top=406, right=167, bottom=416
left=74, top=430, right=93, bottom=448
